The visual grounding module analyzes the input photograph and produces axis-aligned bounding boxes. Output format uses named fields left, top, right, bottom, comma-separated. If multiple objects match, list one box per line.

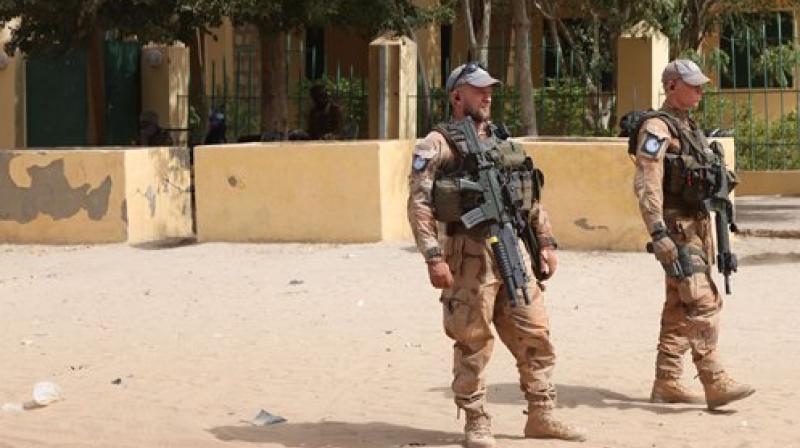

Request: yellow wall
left=0, top=149, right=127, bottom=243
left=516, top=137, right=735, bottom=251
left=0, top=147, right=195, bottom=244
left=737, top=170, right=800, bottom=196
left=193, top=137, right=735, bottom=250
left=124, top=147, right=194, bottom=245
left=379, top=140, right=414, bottom=240
left=194, top=140, right=413, bottom=243
left=711, top=90, right=800, bottom=121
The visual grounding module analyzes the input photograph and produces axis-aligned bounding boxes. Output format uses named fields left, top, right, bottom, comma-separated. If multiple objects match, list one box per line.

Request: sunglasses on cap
left=450, top=61, right=487, bottom=91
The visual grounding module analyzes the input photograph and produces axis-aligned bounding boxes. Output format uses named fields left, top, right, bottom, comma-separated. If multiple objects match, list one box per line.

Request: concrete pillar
left=616, top=23, right=670, bottom=123
left=141, top=45, right=189, bottom=145
left=368, top=35, right=417, bottom=140
left=0, top=20, right=25, bottom=149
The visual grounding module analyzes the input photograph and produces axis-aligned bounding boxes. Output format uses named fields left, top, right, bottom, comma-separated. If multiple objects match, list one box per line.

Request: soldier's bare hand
left=540, top=247, right=558, bottom=279
left=652, top=236, right=678, bottom=264
left=427, top=260, right=454, bottom=289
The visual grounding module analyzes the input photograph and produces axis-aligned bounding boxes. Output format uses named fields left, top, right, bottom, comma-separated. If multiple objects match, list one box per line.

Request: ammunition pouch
left=432, top=140, right=543, bottom=223
left=663, top=154, right=718, bottom=208
left=432, top=177, right=484, bottom=223
left=431, top=122, right=544, bottom=225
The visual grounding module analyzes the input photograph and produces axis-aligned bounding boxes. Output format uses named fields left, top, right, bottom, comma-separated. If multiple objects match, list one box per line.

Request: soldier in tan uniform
left=408, top=63, right=584, bottom=448
left=633, top=59, right=755, bottom=409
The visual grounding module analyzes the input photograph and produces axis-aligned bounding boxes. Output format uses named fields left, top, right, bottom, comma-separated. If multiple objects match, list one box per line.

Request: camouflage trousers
left=440, top=234, right=557, bottom=410
left=656, top=215, right=724, bottom=380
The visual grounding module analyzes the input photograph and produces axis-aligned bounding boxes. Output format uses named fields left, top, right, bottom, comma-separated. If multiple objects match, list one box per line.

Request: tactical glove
left=652, top=235, right=678, bottom=265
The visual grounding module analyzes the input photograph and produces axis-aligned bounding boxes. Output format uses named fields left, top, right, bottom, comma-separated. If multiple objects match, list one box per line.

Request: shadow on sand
left=208, top=421, right=463, bottom=447
left=429, top=383, right=729, bottom=416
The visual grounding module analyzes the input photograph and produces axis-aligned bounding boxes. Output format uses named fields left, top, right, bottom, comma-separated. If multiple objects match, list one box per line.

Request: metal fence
left=192, top=37, right=369, bottom=144
left=191, top=14, right=800, bottom=171
left=686, top=12, right=800, bottom=170
left=414, top=41, right=616, bottom=138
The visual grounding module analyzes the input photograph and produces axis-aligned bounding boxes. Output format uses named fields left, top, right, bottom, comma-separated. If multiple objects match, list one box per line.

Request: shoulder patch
left=412, top=155, right=428, bottom=171
left=413, top=141, right=437, bottom=159
left=641, top=132, right=665, bottom=156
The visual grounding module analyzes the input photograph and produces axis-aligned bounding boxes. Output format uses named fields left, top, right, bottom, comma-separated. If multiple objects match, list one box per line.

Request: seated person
left=307, top=84, right=343, bottom=140
left=137, top=110, right=174, bottom=146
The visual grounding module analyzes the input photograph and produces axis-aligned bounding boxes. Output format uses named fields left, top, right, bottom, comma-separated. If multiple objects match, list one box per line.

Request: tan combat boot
left=524, top=405, right=586, bottom=442
left=650, top=379, right=704, bottom=404
left=700, top=372, right=755, bottom=410
left=463, top=407, right=496, bottom=448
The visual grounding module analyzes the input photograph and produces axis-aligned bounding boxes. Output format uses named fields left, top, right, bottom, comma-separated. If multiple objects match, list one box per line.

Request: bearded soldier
left=407, top=63, right=585, bottom=448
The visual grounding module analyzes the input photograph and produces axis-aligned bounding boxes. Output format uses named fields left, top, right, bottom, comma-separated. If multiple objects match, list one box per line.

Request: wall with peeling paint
left=194, top=140, right=413, bottom=243
left=125, top=147, right=194, bottom=245
left=517, top=137, right=735, bottom=251
left=0, top=147, right=193, bottom=244
left=0, top=149, right=127, bottom=243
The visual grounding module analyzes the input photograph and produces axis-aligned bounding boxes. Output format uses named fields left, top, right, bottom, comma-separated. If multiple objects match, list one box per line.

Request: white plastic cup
left=32, top=381, right=62, bottom=406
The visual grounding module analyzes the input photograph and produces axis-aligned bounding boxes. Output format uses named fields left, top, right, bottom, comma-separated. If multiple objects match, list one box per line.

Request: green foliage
left=752, top=44, right=800, bottom=88
left=417, top=81, right=613, bottom=138
left=734, top=110, right=800, bottom=170
left=226, top=0, right=334, bottom=34
left=0, top=0, right=226, bottom=54
left=329, top=0, right=455, bottom=38
left=694, top=93, right=800, bottom=170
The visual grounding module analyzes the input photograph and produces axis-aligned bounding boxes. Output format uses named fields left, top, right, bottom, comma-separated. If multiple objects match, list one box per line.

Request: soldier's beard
left=464, top=104, right=490, bottom=122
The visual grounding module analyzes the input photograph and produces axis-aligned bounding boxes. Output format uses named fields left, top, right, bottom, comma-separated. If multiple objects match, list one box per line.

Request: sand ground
left=1, top=236, right=799, bottom=448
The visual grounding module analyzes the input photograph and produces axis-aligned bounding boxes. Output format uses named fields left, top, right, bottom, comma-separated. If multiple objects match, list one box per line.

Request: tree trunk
left=405, top=24, right=431, bottom=131
left=477, top=0, right=491, bottom=66
left=259, top=27, right=288, bottom=137
left=512, top=0, right=536, bottom=136
left=463, top=0, right=491, bottom=66
left=187, top=30, right=207, bottom=145
left=675, top=1, right=707, bottom=57
left=86, top=28, right=106, bottom=145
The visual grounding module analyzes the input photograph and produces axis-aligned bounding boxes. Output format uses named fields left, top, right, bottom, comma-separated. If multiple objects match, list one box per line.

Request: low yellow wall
left=194, top=140, right=413, bottom=243
left=124, top=147, right=194, bottom=245
left=0, top=147, right=194, bottom=244
left=737, top=170, right=800, bottom=196
left=0, top=149, right=127, bottom=243
left=194, top=137, right=734, bottom=251
left=517, top=137, right=735, bottom=251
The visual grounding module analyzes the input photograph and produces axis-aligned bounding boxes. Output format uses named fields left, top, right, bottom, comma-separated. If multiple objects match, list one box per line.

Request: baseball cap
left=661, top=59, right=711, bottom=86
left=446, top=62, right=502, bottom=93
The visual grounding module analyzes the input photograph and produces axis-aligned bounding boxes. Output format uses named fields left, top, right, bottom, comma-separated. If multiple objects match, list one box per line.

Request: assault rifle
left=703, top=141, right=738, bottom=294
left=450, top=117, right=545, bottom=307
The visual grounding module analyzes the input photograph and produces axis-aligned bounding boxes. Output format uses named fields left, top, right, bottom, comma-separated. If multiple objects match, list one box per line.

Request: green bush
left=695, top=93, right=800, bottom=170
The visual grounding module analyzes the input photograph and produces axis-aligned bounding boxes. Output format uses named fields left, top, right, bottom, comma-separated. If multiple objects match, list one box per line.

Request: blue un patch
left=412, top=155, right=428, bottom=171
left=642, top=132, right=664, bottom=156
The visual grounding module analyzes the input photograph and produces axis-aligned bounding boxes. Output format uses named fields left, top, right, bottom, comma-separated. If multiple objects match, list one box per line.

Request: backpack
left=619, top=110, right=680, bottom=156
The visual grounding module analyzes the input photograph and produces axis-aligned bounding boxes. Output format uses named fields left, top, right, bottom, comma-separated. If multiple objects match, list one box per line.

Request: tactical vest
left=631, top=111, right=734, bottom=212
left=430, top=121, right=543, bottom=228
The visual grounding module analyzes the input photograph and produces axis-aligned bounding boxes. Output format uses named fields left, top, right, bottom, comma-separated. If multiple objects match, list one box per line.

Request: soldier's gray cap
left=662, top=59, right=711, bottom=86
left=446, top=62, right=502, bottom=93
